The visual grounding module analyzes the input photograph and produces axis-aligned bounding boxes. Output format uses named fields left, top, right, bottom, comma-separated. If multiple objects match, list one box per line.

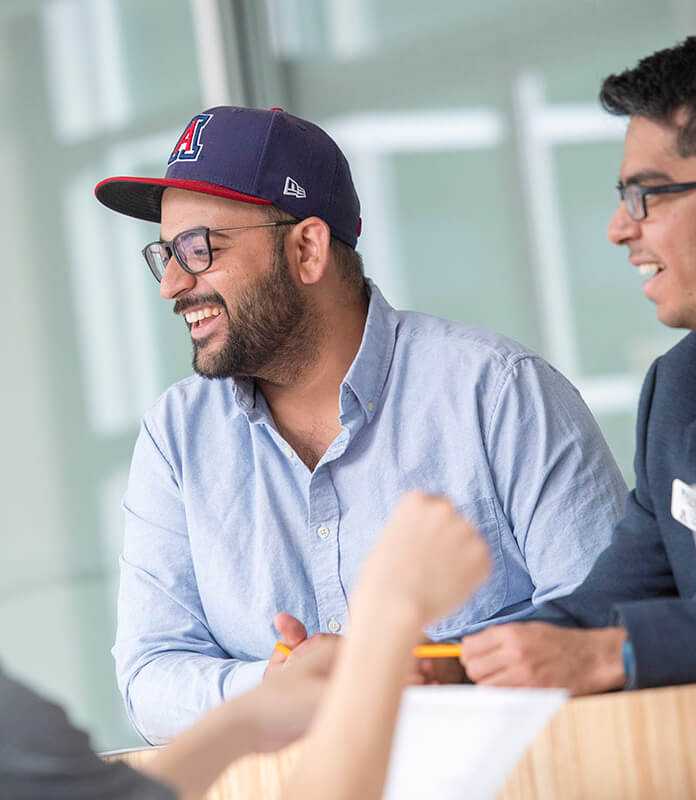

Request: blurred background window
left=1, top=0, right=693, bottom=749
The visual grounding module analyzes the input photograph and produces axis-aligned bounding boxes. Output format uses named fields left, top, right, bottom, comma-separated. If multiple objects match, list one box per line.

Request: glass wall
left=1, top=0, right=245, bottom=749
left=2, top=0, right=693, bottom=751
left=261, top=0, right=694, bottom=477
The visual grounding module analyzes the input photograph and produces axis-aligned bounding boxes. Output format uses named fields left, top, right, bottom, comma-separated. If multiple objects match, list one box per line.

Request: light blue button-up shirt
left=115, top=282, right=627, bottom=743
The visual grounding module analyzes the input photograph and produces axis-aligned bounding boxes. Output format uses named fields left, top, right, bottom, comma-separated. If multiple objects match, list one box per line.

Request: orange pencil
left=274, top=641, right=461, bottom=659
left=412, top=643, right=461, bottom=659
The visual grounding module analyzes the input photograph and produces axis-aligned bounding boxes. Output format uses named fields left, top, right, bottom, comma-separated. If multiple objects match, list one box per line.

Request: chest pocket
left=425, top=496, right=507, bottom=637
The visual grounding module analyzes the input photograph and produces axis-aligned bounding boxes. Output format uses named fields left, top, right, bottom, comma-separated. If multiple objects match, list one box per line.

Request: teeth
left=638, top=263, right=663, bottom=279
left=184, top=307, right=222, bottom=324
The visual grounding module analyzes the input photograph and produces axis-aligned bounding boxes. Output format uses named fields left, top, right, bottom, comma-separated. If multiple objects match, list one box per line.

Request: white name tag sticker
left=671, top=479, right=696, bottom=532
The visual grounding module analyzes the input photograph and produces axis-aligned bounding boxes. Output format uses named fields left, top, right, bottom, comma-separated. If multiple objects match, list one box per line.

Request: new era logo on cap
left=283, top=176, right=306, bottom=199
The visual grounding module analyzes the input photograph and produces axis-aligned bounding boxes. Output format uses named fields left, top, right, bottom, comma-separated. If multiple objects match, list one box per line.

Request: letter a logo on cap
left=168, top=113, right=213, bottom=165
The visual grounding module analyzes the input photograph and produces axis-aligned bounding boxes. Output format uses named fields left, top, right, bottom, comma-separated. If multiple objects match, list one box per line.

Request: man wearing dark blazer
left=457, top=37, right=696, bottom=694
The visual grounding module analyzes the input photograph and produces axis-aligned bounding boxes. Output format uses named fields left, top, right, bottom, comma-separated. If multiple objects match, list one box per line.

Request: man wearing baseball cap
left=96, top=105, right=626, bottom=744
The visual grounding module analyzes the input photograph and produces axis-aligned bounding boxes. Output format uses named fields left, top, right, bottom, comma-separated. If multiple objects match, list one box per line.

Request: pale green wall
left=1, top=0, right=233, bottom=749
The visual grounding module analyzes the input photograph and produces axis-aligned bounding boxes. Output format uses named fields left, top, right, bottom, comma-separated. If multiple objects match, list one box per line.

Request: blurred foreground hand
left=358, top=491, right=491, bottom=631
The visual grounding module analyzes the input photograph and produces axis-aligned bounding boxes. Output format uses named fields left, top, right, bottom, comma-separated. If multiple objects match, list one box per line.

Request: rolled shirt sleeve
left=537, top=358, right=683, bottom=632
left=543, top=488, right=679, bottom=629
left=486, top=356, right=628, bottom=607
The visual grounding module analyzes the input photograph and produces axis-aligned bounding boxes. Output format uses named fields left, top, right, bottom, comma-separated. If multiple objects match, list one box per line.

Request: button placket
left=307, top=467, right=349, bottom=635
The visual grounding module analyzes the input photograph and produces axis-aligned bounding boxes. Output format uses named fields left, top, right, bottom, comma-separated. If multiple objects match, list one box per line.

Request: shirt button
left=284, top=445, right=294, bottom=459
left=367, top=400, right=375, bottom=412
left=317, top=525, right=330, bottom=540
left=327, top=617, right=341, bottom=634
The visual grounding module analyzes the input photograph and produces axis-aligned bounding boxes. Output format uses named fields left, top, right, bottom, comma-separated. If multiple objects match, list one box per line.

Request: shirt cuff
left=223, top=659, right=268, bottom=698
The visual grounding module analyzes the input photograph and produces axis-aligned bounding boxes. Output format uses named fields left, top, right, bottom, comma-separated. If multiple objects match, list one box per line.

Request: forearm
left=140, top=693, right=261, bottom=800
left=286, top=595, right=422, bottom=800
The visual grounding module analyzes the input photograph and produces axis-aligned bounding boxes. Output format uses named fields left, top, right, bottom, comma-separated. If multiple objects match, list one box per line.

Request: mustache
left=173, top=292, right=227, bottom=316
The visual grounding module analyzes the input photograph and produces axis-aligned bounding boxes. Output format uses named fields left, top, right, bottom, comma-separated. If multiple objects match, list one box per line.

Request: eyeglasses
left=616, top=180, right=696, bottom=221
left=142, top=221, right=296, bottom=283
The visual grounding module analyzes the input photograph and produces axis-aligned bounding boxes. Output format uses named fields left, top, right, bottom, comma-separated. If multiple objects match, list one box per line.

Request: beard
left=184, top=244, right=320, bottom=382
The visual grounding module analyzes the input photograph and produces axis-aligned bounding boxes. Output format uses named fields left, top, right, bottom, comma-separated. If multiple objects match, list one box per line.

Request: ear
left=286, top=217, right=331, bottom=286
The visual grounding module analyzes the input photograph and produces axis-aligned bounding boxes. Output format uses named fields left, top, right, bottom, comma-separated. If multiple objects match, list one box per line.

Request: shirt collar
left=341, top=280, right=397, bottom=421
left=232, top=376, right=255, bottom=412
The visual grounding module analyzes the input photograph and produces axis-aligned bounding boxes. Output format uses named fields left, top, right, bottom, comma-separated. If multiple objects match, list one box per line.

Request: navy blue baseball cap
left=95, top=106, right=362, bottom=248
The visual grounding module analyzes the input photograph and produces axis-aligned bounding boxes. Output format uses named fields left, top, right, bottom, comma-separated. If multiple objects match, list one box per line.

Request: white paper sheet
left=383, top=685, right=568, bottom=799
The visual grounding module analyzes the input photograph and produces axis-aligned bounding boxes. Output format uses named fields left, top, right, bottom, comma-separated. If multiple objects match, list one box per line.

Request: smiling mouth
left=180, top=305, right=226, bottom=340
left=184, top=306, right=223, bottom=325
left=638, top=263, right=665, bottom=281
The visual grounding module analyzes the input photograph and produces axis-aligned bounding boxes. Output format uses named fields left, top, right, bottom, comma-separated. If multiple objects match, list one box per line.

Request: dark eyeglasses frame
left=616, top=180, right=696, bottom=221
left=142, top=220, right=296, bottom=283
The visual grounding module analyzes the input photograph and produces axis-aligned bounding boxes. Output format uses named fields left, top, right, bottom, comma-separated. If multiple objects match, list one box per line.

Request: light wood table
left=104, top=744, right=302, bottom=799
left=499, top=683, right=696, bottom=799
left=106, top=683, right=696, bottom=799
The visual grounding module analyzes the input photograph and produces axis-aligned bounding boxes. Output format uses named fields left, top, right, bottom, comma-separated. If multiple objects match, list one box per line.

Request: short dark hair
left=600, top=36, right=696, bottom=157
left=264, top=206, right=365, bottom=294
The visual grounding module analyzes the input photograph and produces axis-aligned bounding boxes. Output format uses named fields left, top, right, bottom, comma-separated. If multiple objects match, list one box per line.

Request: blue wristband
left=622, top=638, right=636, bottom=689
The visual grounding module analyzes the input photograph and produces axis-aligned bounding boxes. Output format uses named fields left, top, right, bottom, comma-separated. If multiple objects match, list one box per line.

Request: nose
left=159, top=255, right=196, bottom=300
left=607, top=202, right=641, bottom=246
